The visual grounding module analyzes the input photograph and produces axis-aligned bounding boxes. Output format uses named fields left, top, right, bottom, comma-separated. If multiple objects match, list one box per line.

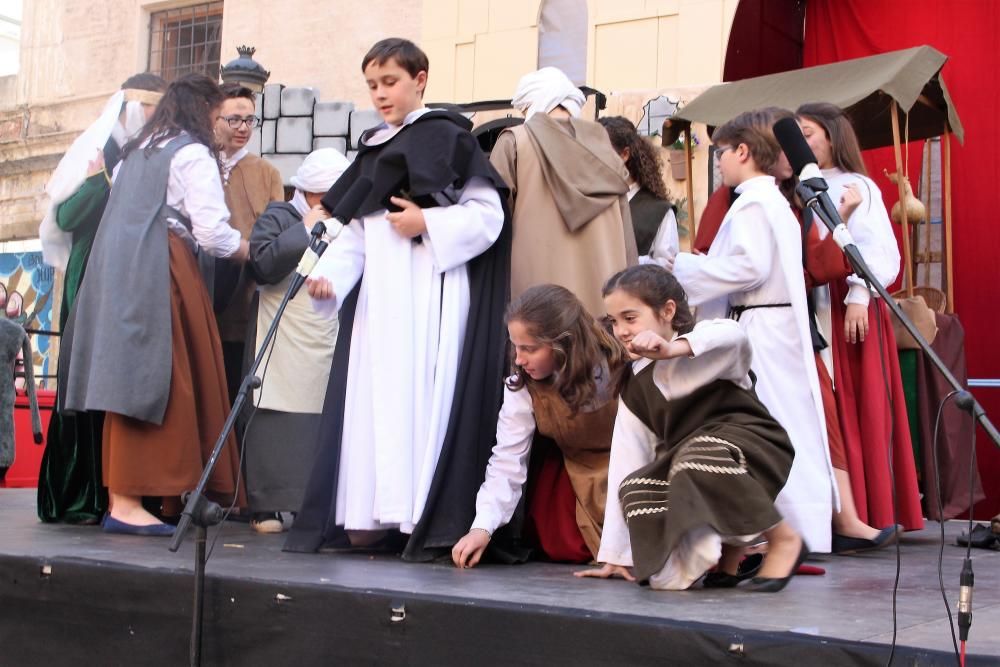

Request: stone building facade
left=1, top=0, right=738, bottom=246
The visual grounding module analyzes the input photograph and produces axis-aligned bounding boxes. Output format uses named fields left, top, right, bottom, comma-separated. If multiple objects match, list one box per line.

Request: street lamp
left=220, top=45, right=270, bottom=93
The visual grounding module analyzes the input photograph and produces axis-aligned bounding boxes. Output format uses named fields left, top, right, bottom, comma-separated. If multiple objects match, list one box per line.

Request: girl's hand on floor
left=573, top=563, right=636, bottom=581
left=452, top=529, right=491, bottom=569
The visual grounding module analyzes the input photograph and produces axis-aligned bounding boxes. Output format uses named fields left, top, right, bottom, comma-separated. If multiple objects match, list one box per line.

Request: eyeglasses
left=713, top=145, right=736, bottom=159
left=218, top=115, right=261, bottom=130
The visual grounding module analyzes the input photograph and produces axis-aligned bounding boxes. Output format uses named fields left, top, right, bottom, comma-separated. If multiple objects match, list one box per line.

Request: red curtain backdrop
left=803, top=0, right=1000, bottom=518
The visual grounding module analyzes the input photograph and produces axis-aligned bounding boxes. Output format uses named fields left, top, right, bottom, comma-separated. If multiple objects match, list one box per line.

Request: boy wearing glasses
left=213, top=91, right=282, bottom=370
left=213, top=84, right=284, bottom=533
left=670, top=111, right=837, bottom=556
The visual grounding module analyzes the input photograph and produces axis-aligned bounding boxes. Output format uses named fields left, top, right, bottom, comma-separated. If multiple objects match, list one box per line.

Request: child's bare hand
left=86, top=150, right=105, bottom=178
left=452, top=529, right=490, bottom=569
left=573, top=563, right=636, bottom=581
left=838, top=183, right=862, bottom=221
left=628, top=331, right=667, bottom=359
left=844, top=302, right=869, bottom=343
left=386, top=196, right=427, bottom=238
left=303, top=204, right=328, bottom=233
left=306, top=276, right=335, bottom=301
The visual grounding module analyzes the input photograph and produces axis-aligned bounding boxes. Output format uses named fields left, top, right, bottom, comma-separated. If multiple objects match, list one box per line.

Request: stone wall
left=247, top=84, right=384, bottom=185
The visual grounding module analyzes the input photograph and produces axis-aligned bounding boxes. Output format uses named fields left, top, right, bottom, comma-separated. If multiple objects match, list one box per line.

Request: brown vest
left=527, top=380, right=617, bottom=558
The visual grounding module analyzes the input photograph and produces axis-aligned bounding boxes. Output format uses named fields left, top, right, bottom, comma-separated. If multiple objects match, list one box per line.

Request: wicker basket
left=893, top=286, right=947, bottom=313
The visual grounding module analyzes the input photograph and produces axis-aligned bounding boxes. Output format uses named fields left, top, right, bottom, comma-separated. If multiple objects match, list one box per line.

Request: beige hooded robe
left=490, top=112, right=637, bottom=317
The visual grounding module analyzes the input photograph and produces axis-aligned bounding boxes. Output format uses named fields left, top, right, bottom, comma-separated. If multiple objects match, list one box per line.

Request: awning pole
left=890, top=100, right=915, bottom=297
left=684, top=128, right=696, bottom=239
left=943, top=126, right=955, bottom=313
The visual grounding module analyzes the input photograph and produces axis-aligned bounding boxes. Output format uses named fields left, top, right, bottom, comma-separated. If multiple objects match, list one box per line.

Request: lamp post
left=220, top=45, right=270, bottom=92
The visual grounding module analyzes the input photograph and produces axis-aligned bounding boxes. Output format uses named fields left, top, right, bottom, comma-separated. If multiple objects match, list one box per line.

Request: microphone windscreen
left=329, top=177, right=374, bottom=225
left=773, top=117, right=818, bottom=175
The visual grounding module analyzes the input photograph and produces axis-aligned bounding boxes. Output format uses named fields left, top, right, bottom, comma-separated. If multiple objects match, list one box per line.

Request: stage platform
left=1, top=488, right=997, bottom=666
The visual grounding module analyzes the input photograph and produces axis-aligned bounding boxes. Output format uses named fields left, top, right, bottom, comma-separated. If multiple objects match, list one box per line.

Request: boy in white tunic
left=285, top=39, right=511, bottom=561
left=669, top=112, right=837, bottom=554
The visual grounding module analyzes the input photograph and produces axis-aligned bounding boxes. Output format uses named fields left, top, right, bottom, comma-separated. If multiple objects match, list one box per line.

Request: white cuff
left=844, top=281, right=873, bottom=307
left=470, top=513, right=499, bottom=536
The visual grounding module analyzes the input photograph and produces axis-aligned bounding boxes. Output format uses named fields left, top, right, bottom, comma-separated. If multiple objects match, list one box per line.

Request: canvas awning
left=671, top=45, right=963, bottom=149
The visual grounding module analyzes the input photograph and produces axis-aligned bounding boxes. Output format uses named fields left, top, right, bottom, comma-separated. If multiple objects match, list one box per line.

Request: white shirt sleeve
left=470, top=384, right=537, bottom=535
left=168, top=143, right=242, bottom=258
left=308, top=218, right=366, bottom=320
left=422, top=177, right=505, bottom=273
left=646, top=208, right=680, bottom=264
left=597, top=398, right=658, bottom=567
left=673, top=203, right=774, bottom=307
left=658, top=320, right=754, bottom=396
left=844, top=176, right=901, bottom=306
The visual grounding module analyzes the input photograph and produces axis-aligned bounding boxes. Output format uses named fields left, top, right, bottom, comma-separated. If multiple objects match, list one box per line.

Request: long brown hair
left=122, top=73, right=224, bottom=159
left=795, top=102, right=868, bottom=176
left=601, top=264, right=695, bottom=335
left=505, top=284, right=628, bottom=413
left=598, top=116, right=672, bottom=201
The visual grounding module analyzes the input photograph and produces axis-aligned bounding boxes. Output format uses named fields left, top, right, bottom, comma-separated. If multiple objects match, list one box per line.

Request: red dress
left=828, top=280, right=924, bottom=530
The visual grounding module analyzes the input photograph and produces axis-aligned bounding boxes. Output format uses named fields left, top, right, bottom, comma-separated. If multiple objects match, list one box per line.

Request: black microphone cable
left=869, top=280, right=902, bottom=667
left=932, top=389, right=963, bottom=665
left=957, top=389, right=978, bottom=667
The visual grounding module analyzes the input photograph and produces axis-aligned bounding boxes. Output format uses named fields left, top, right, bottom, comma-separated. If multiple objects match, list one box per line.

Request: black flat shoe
left=832, top=525, right=899, bottom=555
left=745, top=542, right=809, bottom=593
left=703, top=553, right=764, bottom=588
left=956, top=523, right=1000, bottom=550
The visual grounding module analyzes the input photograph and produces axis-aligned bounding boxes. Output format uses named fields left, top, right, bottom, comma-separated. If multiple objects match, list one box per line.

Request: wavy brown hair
left=122, top=73, right=224, bottom=159
left=602, top=264, right=695, bottom=335
left=505, top=284, right=629, bottom=413
left=796, top=102, right=868, bottom=176
left=599, top=116, right=671, bottom=201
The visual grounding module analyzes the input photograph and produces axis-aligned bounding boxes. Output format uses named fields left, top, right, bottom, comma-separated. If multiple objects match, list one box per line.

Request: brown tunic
left=491, top=114, right=637, bottom=318
left=619, top=364, right=794, bottom=582
left=216, top=154, right=284, bottom=341
left=527, top=380, right=617, bottom=559
left=102, top=233, right=244, bottom=513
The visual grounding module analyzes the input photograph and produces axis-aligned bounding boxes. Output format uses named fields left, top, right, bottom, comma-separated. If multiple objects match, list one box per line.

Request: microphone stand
left=168, top=231, right=320, bottom=667
left=795, top=179, right=1000, bottom=450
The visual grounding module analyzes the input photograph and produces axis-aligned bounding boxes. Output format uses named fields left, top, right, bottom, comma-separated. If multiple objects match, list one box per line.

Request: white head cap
left=290, top=148, right=351, bottom=193
left=512, top=67, right=586, bottom=119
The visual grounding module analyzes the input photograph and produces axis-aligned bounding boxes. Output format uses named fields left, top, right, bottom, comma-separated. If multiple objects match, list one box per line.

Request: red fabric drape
left=804, top=0, right=1000, bottom=518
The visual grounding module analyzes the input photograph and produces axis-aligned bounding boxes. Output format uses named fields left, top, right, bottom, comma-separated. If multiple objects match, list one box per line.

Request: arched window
left=537, top=0, right=588, bottom=85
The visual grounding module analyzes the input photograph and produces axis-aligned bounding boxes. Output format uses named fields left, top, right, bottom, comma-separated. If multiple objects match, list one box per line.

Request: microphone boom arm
left=795, top=180, right=1000, bottom=450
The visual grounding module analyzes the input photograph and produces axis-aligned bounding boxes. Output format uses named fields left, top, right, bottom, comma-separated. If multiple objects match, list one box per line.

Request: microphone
left=291, top=177, right=373, bottom=297
left=772, top=117, right=857, bottom=252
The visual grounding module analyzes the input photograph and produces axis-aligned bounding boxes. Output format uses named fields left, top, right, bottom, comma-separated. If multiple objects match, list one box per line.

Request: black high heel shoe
left=703, top=553, right=764, bottom=588
left=745, top=541, right=809, bottom=593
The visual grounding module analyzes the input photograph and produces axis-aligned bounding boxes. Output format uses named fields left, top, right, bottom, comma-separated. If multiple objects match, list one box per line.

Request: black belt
left=729, top=303, right=792, bottom=321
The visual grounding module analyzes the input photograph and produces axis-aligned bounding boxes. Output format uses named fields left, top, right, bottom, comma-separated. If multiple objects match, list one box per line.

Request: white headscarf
left=40, top=92, right=154, bottom=271
left=289, top=148, right=352, bottom=216
left=512, top=67, right=586, bottom=119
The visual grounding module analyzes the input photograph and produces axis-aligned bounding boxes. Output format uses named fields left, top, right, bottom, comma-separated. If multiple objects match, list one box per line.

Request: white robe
left=672, top=175, right=836, bottom=553
left=812, top=168, right=901, bottom=375
left=598, top=320, right=759, bottom=589
left=309, top=110, right=505, bottom=532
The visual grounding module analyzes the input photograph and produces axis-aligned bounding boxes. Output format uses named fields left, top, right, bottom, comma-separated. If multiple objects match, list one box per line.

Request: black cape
left=284, top=110, right=513, bottom=561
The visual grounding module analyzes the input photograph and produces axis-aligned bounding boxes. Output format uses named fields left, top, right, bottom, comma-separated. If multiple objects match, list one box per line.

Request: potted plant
left=667, top=132, right=699, bottom=181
